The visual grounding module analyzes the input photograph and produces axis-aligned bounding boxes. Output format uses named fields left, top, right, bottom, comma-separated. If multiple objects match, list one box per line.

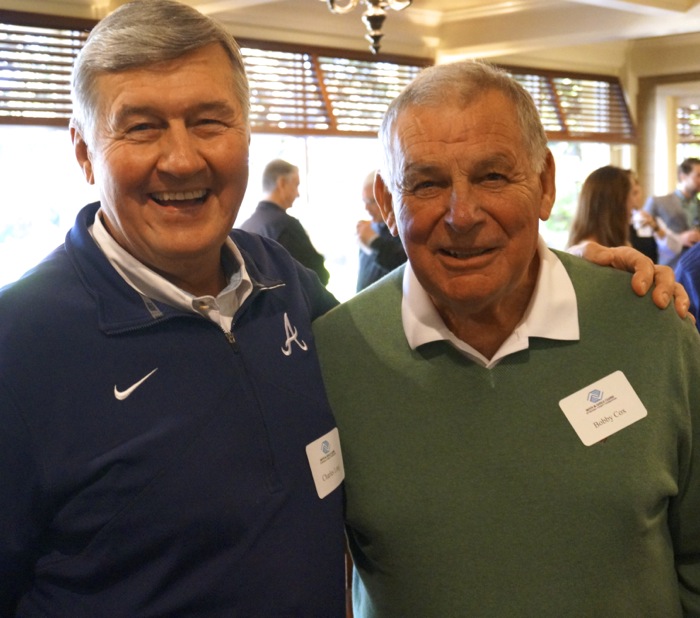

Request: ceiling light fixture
left=322, top=0, right=412, bottom=54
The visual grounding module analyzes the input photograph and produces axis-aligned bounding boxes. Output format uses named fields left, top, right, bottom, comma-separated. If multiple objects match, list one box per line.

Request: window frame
left=500, top=64, right=637, bottom=144
left=0, top=9, right=95, bottom=127
left=0, top=11, right=636, bottom=146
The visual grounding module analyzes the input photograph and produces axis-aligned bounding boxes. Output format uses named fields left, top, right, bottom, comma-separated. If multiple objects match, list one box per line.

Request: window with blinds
left=241, top=46, right=426, bottom=136
left=0, top=15, right=428, bottom=136
left=0, top=12, right=636, bottom=145
left=506, top=66, right=636, bottom=144
left=0, top=18, right=89, bottom=125
left=241, top=51, right=637, bottom=141
left=678, top=104, right=700, bottom=143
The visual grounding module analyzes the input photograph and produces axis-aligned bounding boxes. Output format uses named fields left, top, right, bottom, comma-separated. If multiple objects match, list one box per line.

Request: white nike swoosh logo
left=114, top=368, right=158, bottom=401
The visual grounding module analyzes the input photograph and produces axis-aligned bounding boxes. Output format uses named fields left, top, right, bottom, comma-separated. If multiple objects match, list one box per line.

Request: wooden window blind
left=316, top=56, right=422, bottom=134
left=0, top=12, right=636, bottom=145
left=241, top=44, right=427, bottom=136
left=0, top=13, right=91, bottom=126
left=243, top=47, right=332, bottom=133
left=505, top=66, right=637, bottom=143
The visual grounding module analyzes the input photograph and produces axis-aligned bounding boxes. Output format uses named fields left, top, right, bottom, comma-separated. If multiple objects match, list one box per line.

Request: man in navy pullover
left=0, top=1, right=345, bottom=615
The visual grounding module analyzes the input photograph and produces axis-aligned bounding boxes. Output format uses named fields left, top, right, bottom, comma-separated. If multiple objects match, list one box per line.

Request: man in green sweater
left=313, top=61, right=700, bottom=617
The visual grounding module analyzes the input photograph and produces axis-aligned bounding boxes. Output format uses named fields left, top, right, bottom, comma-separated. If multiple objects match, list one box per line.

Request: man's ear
left=375, top=173, right=398, bottom=236
left=538, top=149, right=556, bottom=222
left=70, top=126, right=95, bottom=185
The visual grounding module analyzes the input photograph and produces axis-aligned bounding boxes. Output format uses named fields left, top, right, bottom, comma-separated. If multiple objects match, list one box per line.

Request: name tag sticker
left=306, top=427, right=345, bottom=499
left=559, top=370, right=647, bottom=446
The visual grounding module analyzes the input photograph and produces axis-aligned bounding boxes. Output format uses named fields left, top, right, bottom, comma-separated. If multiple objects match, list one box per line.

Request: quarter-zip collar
left=66, top=202, right=285, bottom=334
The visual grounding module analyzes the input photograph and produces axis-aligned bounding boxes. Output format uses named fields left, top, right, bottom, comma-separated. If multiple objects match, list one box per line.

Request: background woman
left=567, top=165, right=632, bottom=253
left=568, top=166, right=679, bottom=261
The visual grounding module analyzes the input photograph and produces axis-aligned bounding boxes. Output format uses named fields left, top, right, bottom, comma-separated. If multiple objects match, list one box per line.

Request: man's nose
left=157, top=125, right=206, bottom=176
left=444, top=183, right=481, bottom=229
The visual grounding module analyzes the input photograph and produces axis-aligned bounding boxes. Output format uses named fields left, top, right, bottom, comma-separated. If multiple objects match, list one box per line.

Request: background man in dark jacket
left=240, top=159, right=330, bottom=285
left=356, top=170, right=406, bottom=291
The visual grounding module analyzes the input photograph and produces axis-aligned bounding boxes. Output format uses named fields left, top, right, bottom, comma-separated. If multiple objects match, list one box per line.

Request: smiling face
left=72, top=43, right=250, bottom=295
left=376, top=89, right=555, bottom=329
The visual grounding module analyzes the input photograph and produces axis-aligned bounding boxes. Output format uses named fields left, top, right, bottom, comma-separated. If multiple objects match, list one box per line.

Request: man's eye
left=197, top=118, right=226, bottom=127
left=408, top=182, right=444, bottom=199
left=414, top=181, right=435, bottom=191
left=479, top=172, right=509, bottom=185
left=127, top=123, right=154, bottom=133
left=411, top=179, right=444, bottom=192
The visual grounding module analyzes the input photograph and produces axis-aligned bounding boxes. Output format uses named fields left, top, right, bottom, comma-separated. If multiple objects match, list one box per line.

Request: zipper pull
left=224, top=329, right=239, bottom=351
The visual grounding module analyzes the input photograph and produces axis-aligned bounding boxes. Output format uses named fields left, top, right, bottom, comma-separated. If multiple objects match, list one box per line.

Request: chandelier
left=322, top=0, right=412, bottom=54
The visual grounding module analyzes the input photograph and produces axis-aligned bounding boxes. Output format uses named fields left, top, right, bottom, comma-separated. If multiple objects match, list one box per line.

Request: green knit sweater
left=313, top=251, right=700, bottom=618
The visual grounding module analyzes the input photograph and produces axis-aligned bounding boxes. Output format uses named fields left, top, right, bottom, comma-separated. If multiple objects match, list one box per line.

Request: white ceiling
left=5, top=0, right=700, bottom=73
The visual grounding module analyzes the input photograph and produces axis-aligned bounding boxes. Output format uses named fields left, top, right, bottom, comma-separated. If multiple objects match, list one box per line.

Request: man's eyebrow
left=402, top=163, right=442, bottom=176
left=468, top=155, right=517, bottom=174
left=191, top=100, right=239, bottom=116
left=113, top=100, right=238, bottom=123
left=112, top=105, right=159, bottom=125
left=475, top=154, right=513, bottom=167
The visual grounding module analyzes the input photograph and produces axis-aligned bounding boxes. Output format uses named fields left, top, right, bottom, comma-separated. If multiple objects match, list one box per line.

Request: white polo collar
left=401, top=236, right=579, bottom=369
left=89, top=209, right=252, bottom=331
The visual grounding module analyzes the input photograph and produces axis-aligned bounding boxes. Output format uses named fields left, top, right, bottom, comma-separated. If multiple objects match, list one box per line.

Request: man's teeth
left=445, top=248, right=486, bottom=258
left=152, top=190, right=207, bottom=201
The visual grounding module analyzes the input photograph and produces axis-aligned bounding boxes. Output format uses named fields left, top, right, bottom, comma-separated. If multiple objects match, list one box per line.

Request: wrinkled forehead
left=386, top=90, right=549, bottom=187
left=394, top=96, right=519, bottom=156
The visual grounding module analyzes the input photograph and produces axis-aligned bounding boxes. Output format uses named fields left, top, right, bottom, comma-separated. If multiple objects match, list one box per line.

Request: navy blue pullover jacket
left=0, top=203, right=345, bottom=617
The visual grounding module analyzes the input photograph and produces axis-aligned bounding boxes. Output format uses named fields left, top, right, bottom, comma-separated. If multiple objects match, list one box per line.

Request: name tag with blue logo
left=306, top=427, right=345, bottom=498
left=559, top=370, right=647, bottom=446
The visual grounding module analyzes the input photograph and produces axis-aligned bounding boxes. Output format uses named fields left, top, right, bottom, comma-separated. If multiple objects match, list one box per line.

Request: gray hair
left=378, top=60, right=548, bottom=193
left=262, top=159, right=298, bottom=192
left=71, top=0, right=249, bottom=144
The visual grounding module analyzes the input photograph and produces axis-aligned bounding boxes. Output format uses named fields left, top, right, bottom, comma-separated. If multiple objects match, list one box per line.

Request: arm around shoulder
left=571, top=241, right=691, bottom=318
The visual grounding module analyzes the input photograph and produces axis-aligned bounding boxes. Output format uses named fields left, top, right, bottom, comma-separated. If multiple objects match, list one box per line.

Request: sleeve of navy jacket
left=0, top=202, right=345, bottom=617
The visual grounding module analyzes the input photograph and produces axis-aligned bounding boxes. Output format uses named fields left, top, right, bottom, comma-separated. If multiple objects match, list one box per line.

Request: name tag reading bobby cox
left=559, top=370, right=647, bottom=446
left=306, top=427, right=345, bottom=499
